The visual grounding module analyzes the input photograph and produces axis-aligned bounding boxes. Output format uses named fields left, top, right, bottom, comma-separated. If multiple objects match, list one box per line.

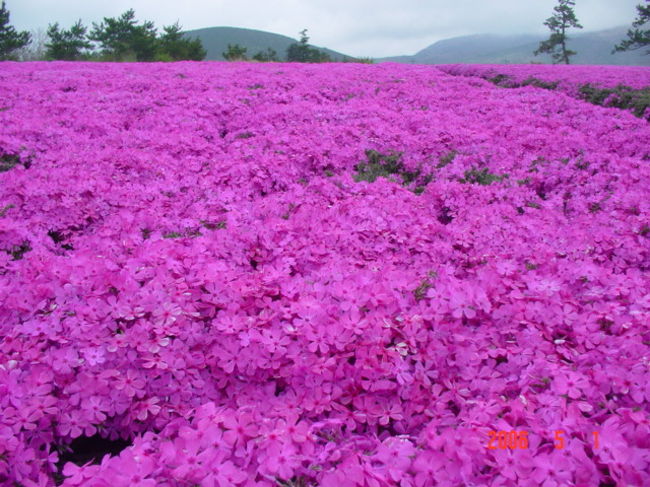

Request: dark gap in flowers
left=274, top=378, right=288, bottom=396
left=0, top=151, right=32, bottom=172
left=437, top=206, right=454, bottom=225
left=598, top=466, right=616, bottom=487
left=55, top=434, right=131, bottom=480
left=249, top=258, right=259, bottom=270
left=447, top=400, right=460, bottom=416
left=535, top=187, right=548, bottom=200
left=6, top=240, right=31, bottom=260
left=48, top=230, right=74, bottom=250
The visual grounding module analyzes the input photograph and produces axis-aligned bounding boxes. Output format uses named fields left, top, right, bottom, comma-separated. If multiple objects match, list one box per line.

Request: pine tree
left=534, top=0, right=583, bottom=64
left=222, top=43, right=247, bottom=61
left=89, top=9, right=157, bottom=61
left=46, top=20, right=92, bottom=60
left=157, top=22, right=206, bottom=61
left=0, top=1, right=30, bottom=61
left=613, top=1, right=649, bottom=54
left=252, top=47, right=279, bottom=62
left=286, top=29, right=331, bottom=63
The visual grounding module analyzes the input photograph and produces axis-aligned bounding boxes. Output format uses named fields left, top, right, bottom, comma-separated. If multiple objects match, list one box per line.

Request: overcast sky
left=9, top=0, right=642, bottom=57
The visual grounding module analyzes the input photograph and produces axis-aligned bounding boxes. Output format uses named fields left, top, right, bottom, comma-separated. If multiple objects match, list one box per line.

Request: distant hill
left=182, top=26, right=351, bottom=61
left=379, top=27, right=650, bottom=66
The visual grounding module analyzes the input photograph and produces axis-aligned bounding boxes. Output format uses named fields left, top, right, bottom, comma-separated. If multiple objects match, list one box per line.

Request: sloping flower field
left=439, top=63, right=650, bottom=120
left=1, top=61, right=650, bottom=487
left=439, top=63, right=650, bottom=90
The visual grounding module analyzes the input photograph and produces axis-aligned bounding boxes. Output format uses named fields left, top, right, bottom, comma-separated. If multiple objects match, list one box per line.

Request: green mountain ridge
left=184, top=25, right=649, bottom=66
left=182, top=26, right=350, bottom=61
left=379, top=27, right=650, bottom=65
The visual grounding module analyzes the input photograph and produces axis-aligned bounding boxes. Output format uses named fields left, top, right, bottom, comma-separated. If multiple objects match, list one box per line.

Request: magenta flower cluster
left=1, top=61, right=649, bottom=487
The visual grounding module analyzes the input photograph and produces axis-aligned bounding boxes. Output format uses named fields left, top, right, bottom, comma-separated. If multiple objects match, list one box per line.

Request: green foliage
left=346, top=56, right=374, bottom=64
left=521, top=77, right=559, bottom=90
left=252, top=47, right=279, bottom=62
left=46, top=20, right=92, bottom=60
left=201, top=220, right=227, bottom=230
left=534, top=0, right=582, bottom=64
left=223, top=43, right=248, bottom=61
left=353, top=149, right=406, bottom=183
left=286, top=29, right=331, bottom=63
left=0, top=203, right=14, bottom=217
left=7, top=240, right=30, bottom=260
left=436, top=150, right=457, bottom=168
left=88, top=11, right=206, bottom=62
left=578, top=83, right=650, bottom=119
left=0, top=152, right=30, bottom=172
left=460, top=168, right=508, bottom=186
left=157, top=22, right=206, bottom=61
left=353, top=149, right=433, bottom=194
left=89, top=9, right=158, bottom=62
left=413, top=272, right=437, bottom=301
left=0, top=1, right=30, bottom=60
left=489, top=75, right=559, bottom=91
left=613, top=3, right=649, bottom=54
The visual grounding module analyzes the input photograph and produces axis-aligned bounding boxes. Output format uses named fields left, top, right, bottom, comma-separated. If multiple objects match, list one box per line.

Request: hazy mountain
left=379, top=26, right=649, bottom=66
left=182, top=26, right=351, bottom=61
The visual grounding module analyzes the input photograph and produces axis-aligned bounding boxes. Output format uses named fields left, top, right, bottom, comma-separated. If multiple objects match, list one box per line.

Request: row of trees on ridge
left=0, top=5, right=205, bottom=61
left=1, top=1, right=649, bottom=63
left=223, top=30, right=344, bottom=63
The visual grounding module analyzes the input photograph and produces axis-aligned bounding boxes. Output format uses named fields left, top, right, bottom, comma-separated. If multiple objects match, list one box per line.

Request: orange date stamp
left=487, top=430, right=599, bottom=450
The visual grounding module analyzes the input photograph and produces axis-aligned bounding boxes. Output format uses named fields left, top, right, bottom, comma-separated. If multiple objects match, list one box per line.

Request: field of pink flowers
left=439, top=63, right=650, bottom=90
left=439, top=64, right=650, bottom=120
left=1, top=61, right=649, bottom=487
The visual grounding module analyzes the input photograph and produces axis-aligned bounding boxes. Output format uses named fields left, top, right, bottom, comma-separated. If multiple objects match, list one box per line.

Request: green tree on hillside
left=157, top=22, right=206, bottom=61
left=0, top=1, right=30, bottom=60
left=45, top=20, right=92, bottom=60
left=613, top=1, right=650, bottom=54
left=223, top=43, right=248, bottom=61
left=252, top=47, right=279, bottom=62
left=89, top=9, right=158, bottom=61
left=286, top=29, right=331, bottom=63
left=534, top=0, right=583, bottom=64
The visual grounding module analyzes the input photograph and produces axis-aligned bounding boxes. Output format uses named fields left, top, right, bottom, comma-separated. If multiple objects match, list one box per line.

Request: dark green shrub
left=460, top=168, right=508, bottom=186
left=579, top=84, right=650, bottom=119
left=0, top=152, right=30, bottom=172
